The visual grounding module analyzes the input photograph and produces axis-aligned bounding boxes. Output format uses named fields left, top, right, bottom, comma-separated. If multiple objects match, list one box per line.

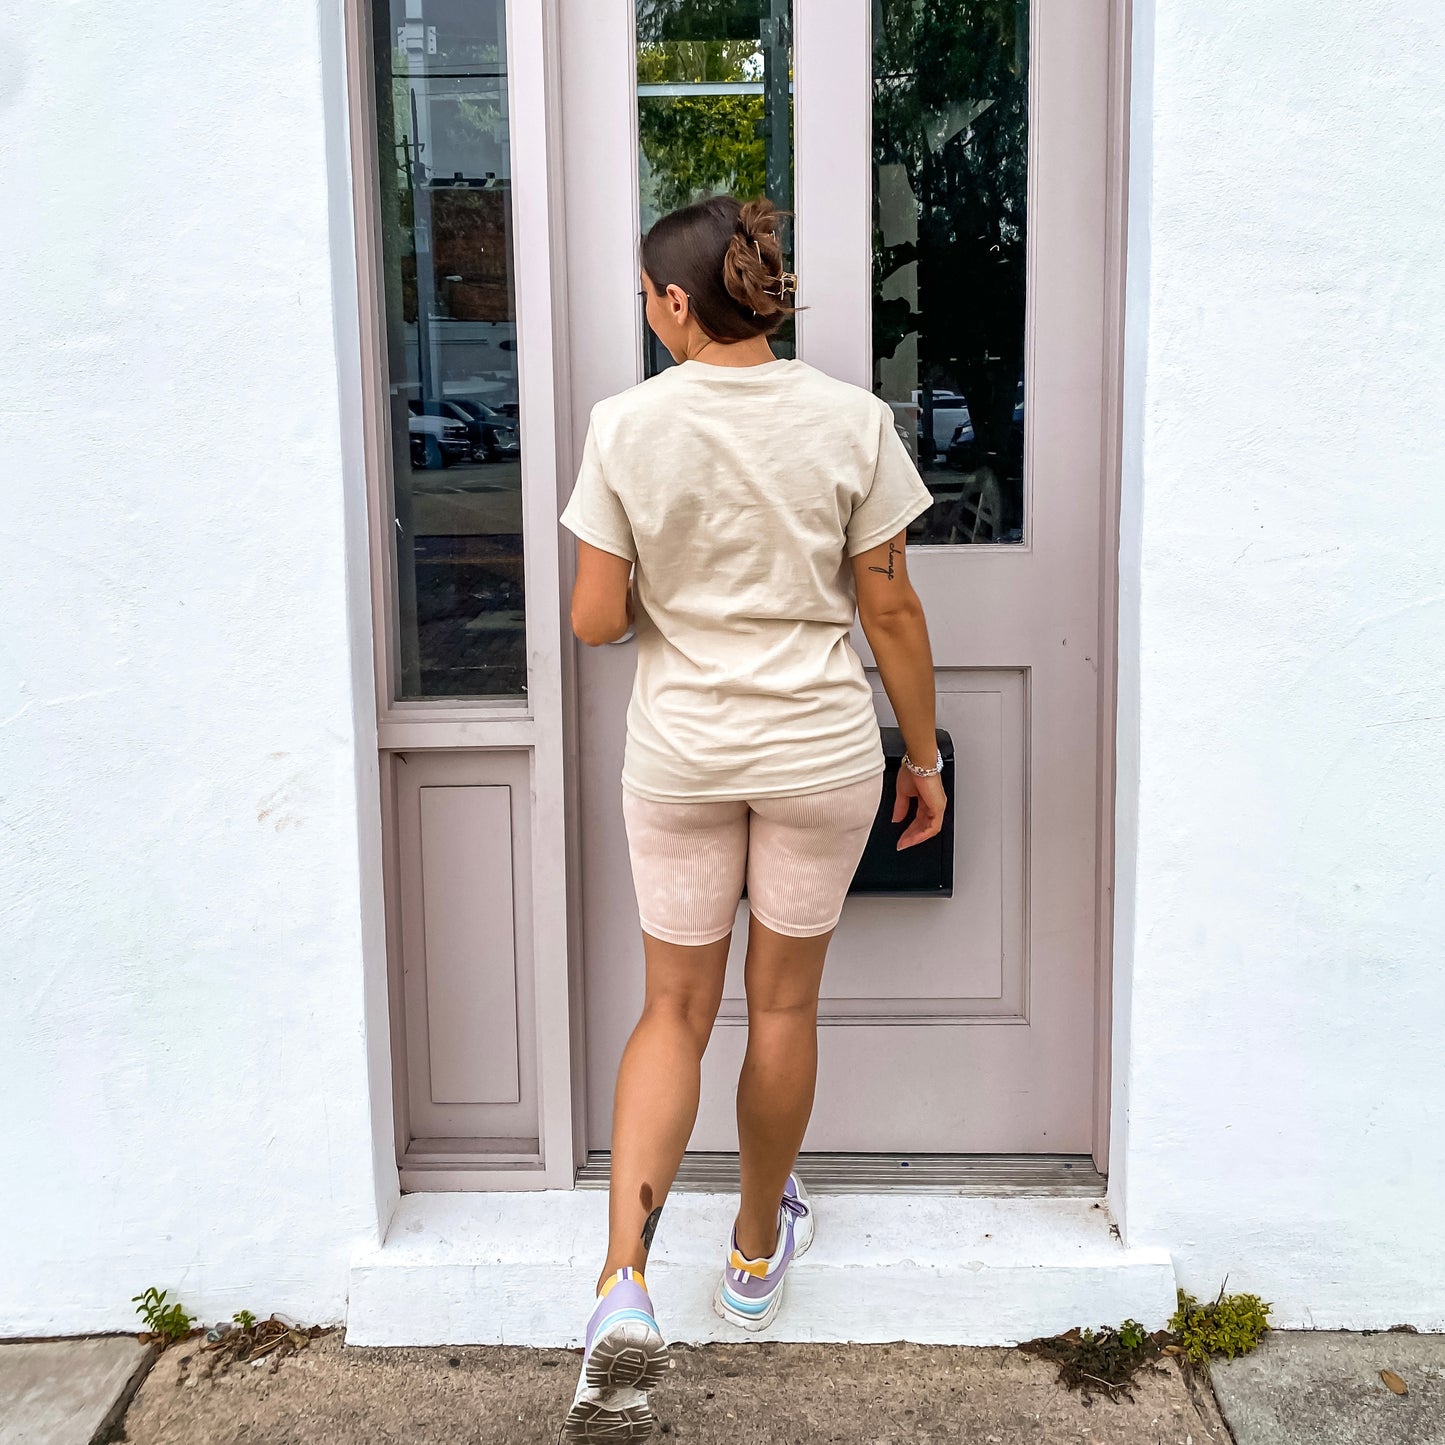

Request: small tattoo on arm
left=867, top=540, right=901, bottom=579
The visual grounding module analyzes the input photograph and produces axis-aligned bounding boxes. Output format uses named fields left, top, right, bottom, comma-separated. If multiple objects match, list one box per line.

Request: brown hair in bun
left=641, top=193, right=802, bottom=341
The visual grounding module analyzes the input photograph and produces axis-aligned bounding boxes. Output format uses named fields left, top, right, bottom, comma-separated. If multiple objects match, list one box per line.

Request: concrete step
left=348, top=1189, right=1177, bottom=1347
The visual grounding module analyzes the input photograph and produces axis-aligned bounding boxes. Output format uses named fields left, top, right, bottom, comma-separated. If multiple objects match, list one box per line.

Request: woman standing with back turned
left=559, top=193, right=946, bottom=1441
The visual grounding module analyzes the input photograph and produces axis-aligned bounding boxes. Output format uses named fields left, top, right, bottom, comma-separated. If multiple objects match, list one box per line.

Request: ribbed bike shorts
left=620, top=772, right=883, bottom=946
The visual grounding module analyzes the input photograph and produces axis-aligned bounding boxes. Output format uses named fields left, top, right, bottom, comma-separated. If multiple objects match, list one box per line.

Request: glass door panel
left=372, top=0, right=526, bottom=699
left=873, top=0, right=1029, bottom=545
left=636, top=0, right=796, bottom=376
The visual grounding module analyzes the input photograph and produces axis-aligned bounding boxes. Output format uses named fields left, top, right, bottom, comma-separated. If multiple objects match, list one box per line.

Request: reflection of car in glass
left=407, top=402, right=471, bottom=468
left=446, top=399, right=520, bottom=462
left=944, top=387, right=1024, bottom=472
left=912, top=390, right=971, bottom=459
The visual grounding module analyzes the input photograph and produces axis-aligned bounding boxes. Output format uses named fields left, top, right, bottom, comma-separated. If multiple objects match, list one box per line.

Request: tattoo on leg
left=639, top=1183, right=663, bottom=1252
left=867, top=540, right=901, bottom=579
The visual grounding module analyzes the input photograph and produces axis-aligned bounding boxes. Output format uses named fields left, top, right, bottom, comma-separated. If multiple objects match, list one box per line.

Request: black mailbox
left=847, top=727, right=955, bottom=897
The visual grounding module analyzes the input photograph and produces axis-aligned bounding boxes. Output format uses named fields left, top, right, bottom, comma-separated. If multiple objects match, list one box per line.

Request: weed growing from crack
left=1170, top=1279, right=1272, bottom=1363
left=130, top=1288, right=331, bottom=1375
left=1017, top=1318, right=1172, bottom=1404
left=1018, top=1280, right=1273, bottom=1405
left=131, top=1288, right=194, bottom=1345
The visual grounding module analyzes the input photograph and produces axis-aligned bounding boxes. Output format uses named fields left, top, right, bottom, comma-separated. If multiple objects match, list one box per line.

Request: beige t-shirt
left=559, top=356, right=934, bottom=802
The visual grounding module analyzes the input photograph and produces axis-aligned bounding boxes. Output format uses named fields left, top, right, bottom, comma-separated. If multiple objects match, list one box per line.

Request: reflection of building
left=6, top=0, right=1445, bottom=1360
left=401, top=321, right=518, bottom=407
left=402, top=186, right=512, bottom=324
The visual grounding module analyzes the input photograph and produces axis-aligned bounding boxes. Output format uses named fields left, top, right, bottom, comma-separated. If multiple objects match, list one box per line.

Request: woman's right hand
left=893, top=764, right=947, bottom=849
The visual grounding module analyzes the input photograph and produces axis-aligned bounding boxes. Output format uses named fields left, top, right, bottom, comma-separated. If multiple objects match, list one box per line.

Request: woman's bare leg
left=599, top=928, right=730, bottom=1291
left=733, top=914, right=832, bottom=1260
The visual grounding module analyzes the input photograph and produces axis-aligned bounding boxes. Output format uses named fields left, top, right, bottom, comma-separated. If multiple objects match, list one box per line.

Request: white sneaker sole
left=584, top=1318, right=670, bottom=1393
left=564, top=1317, right=669, bottom=1441
left=562, top=1388, right=655, bottom=1443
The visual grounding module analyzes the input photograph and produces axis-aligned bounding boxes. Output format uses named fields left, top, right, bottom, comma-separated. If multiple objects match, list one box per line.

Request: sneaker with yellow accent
left=712, top=1172, right=814, bottom=1332
left=564, top=1266, right=669, bottom=1442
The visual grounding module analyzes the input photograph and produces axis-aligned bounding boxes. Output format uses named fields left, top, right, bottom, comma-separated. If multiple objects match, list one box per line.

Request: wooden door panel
left=711, top=670, right=1026, bottom=1018
left=395, top=749, right=538, bottom=1142
left=419, top=784, right=521, bottom=1104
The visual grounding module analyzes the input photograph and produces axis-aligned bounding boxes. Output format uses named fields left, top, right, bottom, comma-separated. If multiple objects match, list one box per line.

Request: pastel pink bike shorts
left=620, top=771, right=884, bottom=946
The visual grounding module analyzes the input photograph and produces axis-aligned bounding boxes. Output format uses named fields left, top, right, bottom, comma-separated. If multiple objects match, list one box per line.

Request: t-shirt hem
left=620, top=757, right=887, bottom=805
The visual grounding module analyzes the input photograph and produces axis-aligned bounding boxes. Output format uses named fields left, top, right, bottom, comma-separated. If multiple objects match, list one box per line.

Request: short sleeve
left=559, top=410, right=637, bottom=562
left=844, top=399, right=935, bottom=557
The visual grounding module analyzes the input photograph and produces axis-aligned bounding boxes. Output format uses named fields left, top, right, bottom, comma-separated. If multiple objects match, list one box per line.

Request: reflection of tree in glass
left=634, top=1, right=795, bottom=369
left=874, top=0, right=1028, bottom=536
left=637, top=39, right=770, bottom=216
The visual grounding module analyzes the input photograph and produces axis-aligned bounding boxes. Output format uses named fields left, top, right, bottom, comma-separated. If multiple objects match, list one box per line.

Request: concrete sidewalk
left=8, top=1328, right=1443, bottom=1443
left=0, top=1337, right=153, bottom=1445
left=119, top=1331, right=1226, bottom=1444
left=1210, top=1329, right=1445, bottom=1444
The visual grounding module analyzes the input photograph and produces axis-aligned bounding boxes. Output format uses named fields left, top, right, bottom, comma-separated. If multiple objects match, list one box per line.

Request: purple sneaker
left=712, top=1172, right=815, bottom=1331
left=564, top=1266, right=669, bottom=1442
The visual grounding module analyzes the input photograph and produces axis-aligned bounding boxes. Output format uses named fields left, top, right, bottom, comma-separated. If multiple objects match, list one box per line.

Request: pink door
left=562, top=0, right=1120, bottom=1162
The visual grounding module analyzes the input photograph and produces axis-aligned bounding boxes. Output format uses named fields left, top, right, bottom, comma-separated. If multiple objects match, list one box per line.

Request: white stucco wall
left=4, top=0, right=1444, bottom=1345
left=0, top=1, right=394, bottom=1335
left=1117, top=0, right=1445, bottom=1326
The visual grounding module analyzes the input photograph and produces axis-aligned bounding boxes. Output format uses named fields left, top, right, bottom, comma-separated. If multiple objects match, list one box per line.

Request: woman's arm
left=851, top=530, right=946, bottom=849
left=570, top=540, right=634, bottom=646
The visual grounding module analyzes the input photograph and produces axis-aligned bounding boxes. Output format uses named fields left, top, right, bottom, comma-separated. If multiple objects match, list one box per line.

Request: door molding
left=1091, top=0, right=1135, bottom=1178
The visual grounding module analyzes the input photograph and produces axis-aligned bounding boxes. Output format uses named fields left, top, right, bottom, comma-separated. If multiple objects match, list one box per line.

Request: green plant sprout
left=1170, top=1279, right=1272, bottom=1363
left=131, top=1287, right=194, bottom=1343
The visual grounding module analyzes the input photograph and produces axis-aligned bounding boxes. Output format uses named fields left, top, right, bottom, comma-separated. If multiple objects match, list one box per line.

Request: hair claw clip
left=753, top=239, right=797, bottom=299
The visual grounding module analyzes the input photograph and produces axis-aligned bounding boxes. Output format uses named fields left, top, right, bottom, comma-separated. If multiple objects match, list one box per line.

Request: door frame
left=342, top=0, right=1133, bottom=1189
left=341, top=0, right=580, bottom=1189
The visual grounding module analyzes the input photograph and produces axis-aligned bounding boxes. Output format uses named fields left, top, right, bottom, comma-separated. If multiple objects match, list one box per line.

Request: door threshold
left=576, top=1151, right=1104, bottom=1195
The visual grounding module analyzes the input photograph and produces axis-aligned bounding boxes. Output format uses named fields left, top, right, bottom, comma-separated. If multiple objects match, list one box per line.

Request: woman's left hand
left=893, top=765, right=947, bottom=849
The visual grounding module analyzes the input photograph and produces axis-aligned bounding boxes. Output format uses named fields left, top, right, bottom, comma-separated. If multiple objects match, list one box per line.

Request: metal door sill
left=575, top=1151, right=1104, bottom=1195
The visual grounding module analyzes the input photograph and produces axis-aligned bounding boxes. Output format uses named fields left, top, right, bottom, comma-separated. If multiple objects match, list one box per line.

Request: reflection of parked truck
left=407, top=398, right=520, bottom=466
left=447, top=399, right=520, bottom=462
left=407, top=403, right=471, bottom=469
